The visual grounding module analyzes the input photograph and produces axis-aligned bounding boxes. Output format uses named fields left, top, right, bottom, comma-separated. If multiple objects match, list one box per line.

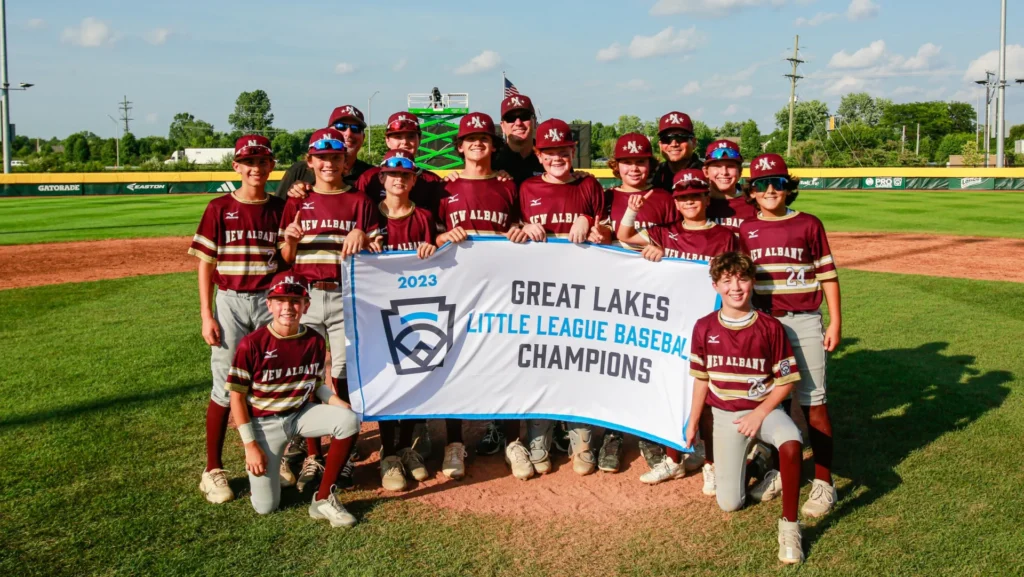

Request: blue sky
left=7, top=0, right=1024, bottom=139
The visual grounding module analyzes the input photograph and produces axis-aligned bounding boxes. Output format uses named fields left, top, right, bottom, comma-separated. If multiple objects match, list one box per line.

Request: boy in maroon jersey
left=188, top=135, right=285, bottom=505
left=517, top=118, right=609, bottom=476
left=434, top=112, right=530, bottom=479
left=686, top=252, right=805, bottom=564
left=739, top=153, right=841, bottom=519
left=704, top=140, right=758, bottom=236
left=355, top=112, right=443, bottom=215
left=227, top=272, right=361, bottom=527
left=364, top=149, right=437, bottom=490
left=278, top=128, right=379, bottom=491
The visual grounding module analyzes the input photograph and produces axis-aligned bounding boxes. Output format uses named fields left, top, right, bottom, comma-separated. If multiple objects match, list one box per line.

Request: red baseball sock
left=804, top=404, right=833, bottom=484
left=778, top=440, right=801, bottom=522
left=306, top=437, right=323, bottom=459
left=665, top=447, right=682, bottom=462
left=446, top=418, right=463, bottom=444
left=205, top=400, right=230, bottom=472
left=316, top=433, right=358, bottom=501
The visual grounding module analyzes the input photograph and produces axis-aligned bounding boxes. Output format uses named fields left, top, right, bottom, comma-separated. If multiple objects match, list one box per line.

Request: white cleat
left=309, top=486, right=357, bottom=528
left=777, top=519, right=804, bottom=564
left=701, top=463, right=716, bottom=496
left=801, top=478, right=837, bottom=518
left=749, top=469, right=783, bottom=503
left=442, top=442, right=468, bottom=480
left=199, top=469, right=234, bottom=504
left=639, top=456, right=684, bottom=485
left=505, top=440, right=535, bottom=480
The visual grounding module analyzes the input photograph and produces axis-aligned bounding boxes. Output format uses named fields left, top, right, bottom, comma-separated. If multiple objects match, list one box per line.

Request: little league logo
left=381, top=297, right=456, bottom=375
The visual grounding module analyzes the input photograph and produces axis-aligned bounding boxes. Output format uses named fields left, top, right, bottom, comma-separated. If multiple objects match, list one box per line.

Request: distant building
left=166, top=148, right=234, bottom=165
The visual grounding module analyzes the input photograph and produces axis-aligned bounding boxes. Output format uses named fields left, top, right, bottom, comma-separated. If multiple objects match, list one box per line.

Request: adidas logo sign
left=217, top=182, right=238, bottom=193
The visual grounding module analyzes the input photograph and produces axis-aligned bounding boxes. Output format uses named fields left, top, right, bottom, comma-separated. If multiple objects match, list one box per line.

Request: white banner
left=342, top=237, right=720, bottom=450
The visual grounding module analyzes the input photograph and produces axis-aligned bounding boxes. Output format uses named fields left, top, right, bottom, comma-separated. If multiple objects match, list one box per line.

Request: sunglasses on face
left=660, top=133, right=694, bottom=144
left=310, top=138, right=345, bottom=152
left=332, top=122, right=365, bottom=134
left=502, top=111, right=532, bottom=124
left=751, top=177, right=790, bottom=192
left=382, top=157, right=416, bottom=170
left=708, top=147, right=741, bottom=160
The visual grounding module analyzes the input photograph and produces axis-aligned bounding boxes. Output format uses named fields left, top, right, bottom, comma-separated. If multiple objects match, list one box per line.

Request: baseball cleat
left=337, top=454, right=357, bottom=491
left=777, top=519, right=804, bottom=564
left=639, top=456, right=684, bottom=485
left=551, top=422, right=570, bottom=454
left=683, top=441, right=705, bottom=473
left=279, top=458, right=297, bottom=488
left=637, top=439, right=665, bottom=469
left=309, top=486, right=357, bottom=528
left=442, top=442, right=467, bottom=480
left=411, top=422, right=432, bottom=459
left=397, top=447, right=429, bottom=482
left=749, top=469, right=783, bottom=503
left=567, top=427, right=596, bottom=476
left=476, top=422, right=506, bottom=456
left=505, top=440, right=535, bottom=480
left=598, top=431, right=623, bottom=473
left=200, top=469, right=234, bottom=504
left=379, top=455, right=407, bottom=491
left=746, top=442, right=772, bottom=481
left=701, top=462, right=717, bottom=496
left=801, top=479, right=837, bottom=518
left=283, top=435, right=307, bottom=462
left=527, top=420, right=554, bottom=474
left=296, top=455, right=324, bottom=493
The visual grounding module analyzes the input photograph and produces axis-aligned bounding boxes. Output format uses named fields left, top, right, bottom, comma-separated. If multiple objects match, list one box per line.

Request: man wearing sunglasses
left=652, top=111, right=705, bottom=191
left=704, top=140, right=758, bottom=236
left=493, top=94, right=544, bottom=185
left=274, top=105, right=373, bottom=200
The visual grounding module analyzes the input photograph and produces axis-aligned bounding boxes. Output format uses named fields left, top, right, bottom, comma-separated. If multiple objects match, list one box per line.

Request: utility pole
left=785, top=35, right=803, bottom=158
left=996, top=0, right=1007, bottom=167
left=901, top=125, right=906, bottom=154
left=118, top=95, right=133, bottom=135
left=916, top=123, right=920, bottom=156
left=0, top=0, right=10, bottom=174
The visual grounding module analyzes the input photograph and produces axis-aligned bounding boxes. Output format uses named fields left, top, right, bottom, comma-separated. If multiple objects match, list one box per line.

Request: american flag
left=503, top=76, right=519, bottom=98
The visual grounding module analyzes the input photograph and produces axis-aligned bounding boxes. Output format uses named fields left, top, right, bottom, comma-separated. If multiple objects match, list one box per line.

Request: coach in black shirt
left=493, top=94, right=543, bottom=185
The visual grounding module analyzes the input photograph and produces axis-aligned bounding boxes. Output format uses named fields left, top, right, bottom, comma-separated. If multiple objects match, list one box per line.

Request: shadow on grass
left=804, top=339, right=1012, bottom=553
left=0, top=381, right=208, bottom=430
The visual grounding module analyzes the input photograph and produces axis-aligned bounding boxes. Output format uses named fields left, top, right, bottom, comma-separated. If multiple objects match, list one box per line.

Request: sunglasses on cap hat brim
left=308, top=138, right=346, bottom=154
left=707, top=147, right=742, bottom=161
left=380, top=156, right=418, bottom=172
left=268, top=284, right=308, bottom=299
left=750, top=177, right=791, bottom=192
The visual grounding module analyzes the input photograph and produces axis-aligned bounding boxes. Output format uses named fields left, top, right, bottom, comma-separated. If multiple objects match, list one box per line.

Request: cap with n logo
left=457, top=112, right=495, bottom=140
left=534, top=118, right=576, bottom=150
left=658, top=111, right=694, bottom=136
left=501, top=94, right=534, bottom=118
left=233, top=135, right=274, bottom=160
left=613, top=132, right=652, bottom=160
left=267, top=271, right=309, bottom=299
left=749, top=153, right=789, bottom=180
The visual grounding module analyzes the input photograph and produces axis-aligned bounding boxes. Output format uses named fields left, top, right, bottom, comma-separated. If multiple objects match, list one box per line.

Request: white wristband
left=621, top=208, right=638, bottom=229
left=237, top=422, right=255, bottom=444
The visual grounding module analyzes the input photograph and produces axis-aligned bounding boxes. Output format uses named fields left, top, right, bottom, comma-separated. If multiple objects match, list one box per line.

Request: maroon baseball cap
left=386, top=112, right=421, bottom=135
left=267, top=271, right=309, bottom=299
left=457, top=112, right=495, bottom=140
left=534, top=119, right=575, bottom=150
left=672, top=169, right=710, bottom=196
left=379, top=149, right=418, bottom=174
left=234, top=135, right=273, bottom=160
left=613, top=132, right=653, bottom=160
left=705, top=139, right=742, bottom=164
left=658, top=111, right=695, bottom=136
left=307, top=128, right=347, bottom=156
left=749, top=153, right=790, bottom=180
left=327, top=105, right=366, bottom=127
left=500, top=94, right=535, bottom=119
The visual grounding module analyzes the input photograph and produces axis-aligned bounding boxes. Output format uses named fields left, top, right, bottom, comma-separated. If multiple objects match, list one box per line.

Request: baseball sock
left=205, top=400, right=230, bottom=472
left=502, top=419, right=521, bottom=443
left=446, top=418, right=463, bottom=444
left=316, top=433, right=358, bottom=501
left=397, top=420, right=418, bottom=449
left=699, top=409, right=715, bottom=464
left=379, top=422, right=397, bottom=458
left=665, top=447, right=682, bottom=462
left=778, top=440, right=801, bottom=522
left=804, top=404, right=833, bottom=484
left=306, top=437, right=323, bottom=459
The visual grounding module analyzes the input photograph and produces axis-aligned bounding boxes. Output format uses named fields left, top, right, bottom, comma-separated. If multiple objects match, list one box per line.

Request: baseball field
left=1, top=190, right=1023, bottom=576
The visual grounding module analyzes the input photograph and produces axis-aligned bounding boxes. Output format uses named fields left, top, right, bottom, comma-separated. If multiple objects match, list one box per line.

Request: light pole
left=107, top=115, right=120, bottom=170
left=975, top=72, right=996, bottom=167
left=367, top=90, right=380, bottom=161
left=995, top=0, right=1007, bottom=167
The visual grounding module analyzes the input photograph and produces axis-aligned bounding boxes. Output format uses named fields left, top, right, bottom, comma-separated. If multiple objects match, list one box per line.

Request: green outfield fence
left=3, top=168, right=1024, bottom=197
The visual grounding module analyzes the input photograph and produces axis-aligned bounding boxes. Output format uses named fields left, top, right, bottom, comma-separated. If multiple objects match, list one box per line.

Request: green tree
left=693, top=121, right=715, bottom=154
left=947, top=102, right=976, bottom=134
left=121, top=132, right=139, bottom=164
left=271, top=132, right=300, bottom=164
left=960, top=140, right=982, bottom=167
left=615, top=115, right=643, bottom=136
left=168, top=113, right=215, bottom=149
left=99, top=138, right=118, bottom=166
left=1007, top=123, right=1024, bottom=142
left=739, top=120, right=761, bottom=159
left=64, top=133, right=91, bottom=162
left=935, top=133, right=972, bottom=165
left=774, top=100, right=830, bottom=142
left=717, top=121, right=744, bottom=137
left=228, top=89, right=274, bottom=134
left=836, top=92, right=891, bottom=126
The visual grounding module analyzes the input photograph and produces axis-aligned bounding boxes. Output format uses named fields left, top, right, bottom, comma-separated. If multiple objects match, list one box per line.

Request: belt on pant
left=311, top=281, right=340, bottom=291
left=769, top=309, right=816, bottom=317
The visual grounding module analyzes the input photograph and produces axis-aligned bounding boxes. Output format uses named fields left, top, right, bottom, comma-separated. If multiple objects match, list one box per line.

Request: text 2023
left=398, top=274, right=438, bottom=289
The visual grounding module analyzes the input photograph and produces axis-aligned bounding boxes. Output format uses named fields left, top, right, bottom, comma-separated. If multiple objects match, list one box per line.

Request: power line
left=118, top=95, right=133, bottom=134
left=785, top=35, right=804, bottom=157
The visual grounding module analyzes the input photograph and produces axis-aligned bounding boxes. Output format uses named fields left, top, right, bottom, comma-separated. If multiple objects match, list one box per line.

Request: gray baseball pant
left=210, top=290, right=272, bottom=407
left=712, top=406, right=802, bottom=512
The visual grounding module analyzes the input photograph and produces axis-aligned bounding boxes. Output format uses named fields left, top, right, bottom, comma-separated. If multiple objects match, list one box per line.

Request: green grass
left=1, top=270, right=1022, bottom=576
left=2, top=190, right=1024, bottom=246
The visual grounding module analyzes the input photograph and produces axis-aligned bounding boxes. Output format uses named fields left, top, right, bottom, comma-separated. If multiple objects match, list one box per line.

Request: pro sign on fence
left=342, top=238, right=719, bottom=450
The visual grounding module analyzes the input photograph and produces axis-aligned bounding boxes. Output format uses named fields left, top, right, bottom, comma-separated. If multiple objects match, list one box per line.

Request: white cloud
left=144, top=28, right=171, bottom=45
left=795, top=12, right=837, bottom=26
left=725, top=84, right=753, bottom=98
left=145, top=113, right=159, bottom=124
left=334, top=62, right=356, bottom=74
left=627, top=26, right=703, bottom=59
left=900, top=43, right=941, bottom=71
left=723, top=104, right=739, bottom=116
left=681, top=81, right=701, bottom=95
left=824, top=75, right=868, bottom=95
left=650, top=0, right=780, bottom=17
left=596, top=42, right=624, bottom=62
left=393, top=58, right=408, bottom=72
left=454, top=50, right=501, bottom=75
left=847, top=0, right=879, bottom=20
left=61, top=17, right=113, bottom=47
left=891, top=86, right=920, bottom=96
left=964, top=44, right=1024, bottom=82
left=617, top=78, right=651, bottom=91
left=829, top=40, right=886, bottom=69
left=694, top=107, right=706, bottom=118
left=27, top=18, right=45, bottom=29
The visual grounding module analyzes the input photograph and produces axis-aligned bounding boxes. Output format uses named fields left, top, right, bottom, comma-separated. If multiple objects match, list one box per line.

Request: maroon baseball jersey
left=225, top=325, right=327, bottom=417
left=357, top=166, right=443, bottom=216
left=739, top=210, right=838, bottom=313
left=438, top=175, right=518, bottom=234
left=689, top=311, right=800, bottom=412
left=707, top=194, right=759, bottom=236
left=652, top=157, right=704, bottom=190
left=642, top=221, right=739, bottom=262
left=518, top=173, right=606, bottom=237
left=379, top=204, right=437, bottom=251
left=605, top=187, right=679, bottom=246
left=188, top=193, right=285, bottom=291
left=278, top=188, right=380, bottom=283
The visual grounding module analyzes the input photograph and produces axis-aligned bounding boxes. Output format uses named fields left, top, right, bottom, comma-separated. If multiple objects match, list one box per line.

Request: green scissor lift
left=407, top=90, right=469, bottom=171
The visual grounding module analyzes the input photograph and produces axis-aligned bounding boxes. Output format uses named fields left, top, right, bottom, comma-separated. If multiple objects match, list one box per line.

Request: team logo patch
left=301, top=202, right=315, bottom=210
left=755, top=157, right=776, bottom=172
left=264, top=349, right=278, bottom=360
left=747, top=230, right=759, bottom=239
left=546, top=128, right=563, bottom=142
left=623, top=140, right=643, bottom=154
left=779, top=359, right=791, bottom=377
left=381, top=297, right=456, bottom=375
left=448, top=194, right=460, bottom=203
left=469, top=115, right=484, bottom=128
left=530, top=198, right=542, bottom=207
left=708, top=335, right=719, bottom=344
left=225, top=211, right=239, bottom=220
left=668, top=113, right=682, bottom=124
left=510, top=96, right=523, bottom=107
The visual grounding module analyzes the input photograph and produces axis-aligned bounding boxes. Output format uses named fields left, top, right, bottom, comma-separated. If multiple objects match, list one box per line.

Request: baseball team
left=188, top=93, right=842, bottom=564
